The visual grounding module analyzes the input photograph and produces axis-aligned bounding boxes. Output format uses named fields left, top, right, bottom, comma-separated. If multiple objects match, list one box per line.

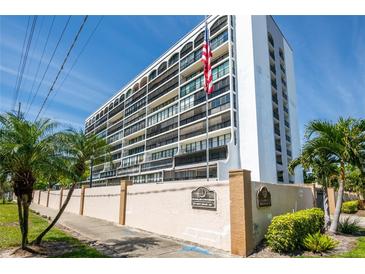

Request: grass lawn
left=335, top=237, right=365, bottom=258
left=0, top=203, right=106, bottom=257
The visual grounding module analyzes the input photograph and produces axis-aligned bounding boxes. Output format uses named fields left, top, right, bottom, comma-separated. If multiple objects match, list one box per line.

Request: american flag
left=201, top=21, right=213, bottom=94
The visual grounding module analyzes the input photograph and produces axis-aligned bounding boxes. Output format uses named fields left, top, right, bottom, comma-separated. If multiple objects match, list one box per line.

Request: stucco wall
left=33, top=190, right=40, bottom=203
left=48, top=191, right=60, bottom=210
left=83, top=185, right=120, bottom=223
left=63, top=189, right=81, bottom=215
left=125, top=181, right=231, bottom=251
left=39, top=191, right=48, bottom=206
left=251, top=181, right=314, bottom=246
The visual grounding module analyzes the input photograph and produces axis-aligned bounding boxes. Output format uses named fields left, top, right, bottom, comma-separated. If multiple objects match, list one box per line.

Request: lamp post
left=89, top=155, right=94, bottom=188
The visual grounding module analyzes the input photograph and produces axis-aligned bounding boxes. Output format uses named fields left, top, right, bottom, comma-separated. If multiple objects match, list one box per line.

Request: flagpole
left=205, top=15, right=209, bottom=182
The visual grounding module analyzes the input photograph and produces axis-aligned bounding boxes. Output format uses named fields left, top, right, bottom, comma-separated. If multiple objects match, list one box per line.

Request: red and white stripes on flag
left=201, top=21, right=213, bottom=95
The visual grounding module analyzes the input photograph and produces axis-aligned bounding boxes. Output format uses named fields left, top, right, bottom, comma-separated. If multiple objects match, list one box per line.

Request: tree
left=33, top=129, right=110, bottom=244
left=0, top=172, right=12, bottom=203
left=0, top=112, right=66, bottom=249
left=289, top=150, right=338, bottom=229
left=304, top=117, right=365, bottom=233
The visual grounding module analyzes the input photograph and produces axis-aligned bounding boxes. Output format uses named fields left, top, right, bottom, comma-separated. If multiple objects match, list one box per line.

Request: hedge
left=341, top=200, right=359, bottom=214
left=265, top=208, right=324, bottom=253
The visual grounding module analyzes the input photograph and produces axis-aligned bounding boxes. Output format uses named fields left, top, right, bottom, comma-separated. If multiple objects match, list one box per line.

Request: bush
left=341, top=200, right=359, bottom=214
left=338, top=216, right=361, bottom=235
left=303, top=232, right=339, bottom=253
left=265, top=208, right=324, bottom=253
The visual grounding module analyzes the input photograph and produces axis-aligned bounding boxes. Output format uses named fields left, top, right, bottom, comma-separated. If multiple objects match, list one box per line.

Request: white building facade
left=85, top=15, right=303, bottom=184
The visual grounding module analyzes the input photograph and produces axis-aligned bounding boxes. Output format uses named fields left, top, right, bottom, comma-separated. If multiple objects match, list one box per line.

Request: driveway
left=30, top=203, right=233, bottom=258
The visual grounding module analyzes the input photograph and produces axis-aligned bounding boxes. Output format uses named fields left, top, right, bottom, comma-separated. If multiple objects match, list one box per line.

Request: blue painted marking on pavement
left=180, top=245, right=211, bottom=255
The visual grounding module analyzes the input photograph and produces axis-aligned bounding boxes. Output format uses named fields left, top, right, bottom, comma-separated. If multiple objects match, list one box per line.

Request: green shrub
left=303, top=232, right=339, bottom=253
left=341, top=200, right=359, bottom=214
left=338, top=216, right=361, bottom=235
left=265, top=208, right=324, bottom=253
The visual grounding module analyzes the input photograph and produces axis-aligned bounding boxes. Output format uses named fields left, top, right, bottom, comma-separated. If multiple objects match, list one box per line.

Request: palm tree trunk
left=21, top=197, right=30, bottom=247
left=33, top=183, right=77, bottom=245
left=16, top=196, right=26, bottom=248
left=329, top=161, right=345, bottom=233
left=322, top=185, right=331, bottom=230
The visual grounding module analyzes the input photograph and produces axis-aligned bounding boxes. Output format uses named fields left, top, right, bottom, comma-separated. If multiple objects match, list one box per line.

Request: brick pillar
left=79, top=185, right=87, bottom=215
left=119, top=180, right=131, bottom=225
left=327, top=187, right=336, bottom=215
left=59, top=188, right=64, bottom=209
left=229, top=169, right=254, bottom=257
left=46, top=189, right=50, bottom=207
left=38, top=190, right=41, bottom=204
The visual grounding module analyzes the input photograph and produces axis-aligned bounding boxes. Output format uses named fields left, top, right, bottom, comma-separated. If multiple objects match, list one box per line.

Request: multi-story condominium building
left=84, top=15, right=303, bottom=184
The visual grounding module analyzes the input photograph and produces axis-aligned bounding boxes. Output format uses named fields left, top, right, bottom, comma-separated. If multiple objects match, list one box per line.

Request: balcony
left=286, top=135, right=291, bottom=143
left=285, top=120, right=290, bottom=128
left=274, top=127, right=281, bottom=136
left=270, top=64, right=276, bottom=75
left=284, top=106, right=289, bottom=114
left=273, top=111, right=279, bottom=120
left=269, top=50, right=275, bottom=61
left=272, top=94, right=278, bottom=105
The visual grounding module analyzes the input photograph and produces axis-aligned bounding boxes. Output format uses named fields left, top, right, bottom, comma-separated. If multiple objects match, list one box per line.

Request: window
left=151, top=148, right=177, bottom=161
left=209, top=111, right=231, bottom=132
left=158, top=61, right=167, bottom=74
left=194, top=31, right=204, bottom=48
left=133, top=82, right=139, bottom=92
left=210, top=16, right=228, bottom=36
left=122, top=154, right=144, bottom=167
left=140, top=76, right=147, bottom=88
left=124, top=120, right=145, bottom=136
left=180, top=42, right=193, bottom=58
left=125, top=97, right=146, bottom=117
left=212, top=60, right=229, bottom=81
left=180, top=104, right=206, bottom=126
left=146, top=130, right=178, bottom=150
left=268, top=32, right=274, bottom=47
left=125, top=145, right=145, bottom=156
left=180, top=89, right=205, bottom=112
left=148, top=70, right=157, bottom=81
left=209, top=93, right=230, bottom=115
left=210, top=30, right=228, bottom=50
left=180, top=75, right=204, bottom=97
left=147, top=104, right=178, bottom=126
left=168, top=53, right=179, bottom=66
left=146, top=116, right=178, bottom=138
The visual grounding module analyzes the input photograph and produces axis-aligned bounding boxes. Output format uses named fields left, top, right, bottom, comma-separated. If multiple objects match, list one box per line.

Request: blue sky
left=0, top=15, right=364, bottom=138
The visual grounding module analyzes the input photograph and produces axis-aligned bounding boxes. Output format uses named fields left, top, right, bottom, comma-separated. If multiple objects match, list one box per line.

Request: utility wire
left=12, top=16, right=38, bottom=112
left=35, top=15, right=89, bottom=121
left=26, top=16, right=71, bottom=117
left=43, top=16, right=104, bottom=116
left=11, top=16, right=31, bottom=111
left=21, top=15, right=47, bottom=113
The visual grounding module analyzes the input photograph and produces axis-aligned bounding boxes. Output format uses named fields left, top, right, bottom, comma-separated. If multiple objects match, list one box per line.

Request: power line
left=12, top=16, right=30, bottom=111
left=24, top=16, right=55, bottom=116
left=12, top=16, right=38, bottom=112
left=43, top=16, right=104, bottom=116
left=25, top=16, right=71, bottom=117
left=35, top=15, right=89, bottom=121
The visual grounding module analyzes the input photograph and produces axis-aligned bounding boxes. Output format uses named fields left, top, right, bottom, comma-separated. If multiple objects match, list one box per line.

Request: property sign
left=191, top=187, right=217, bottom=210
left=256, top=186, right=272, bottom=208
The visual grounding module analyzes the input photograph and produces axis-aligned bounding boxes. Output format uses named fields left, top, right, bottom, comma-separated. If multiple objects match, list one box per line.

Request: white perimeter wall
left=251, top=181, right=314, bottom=246
left=125, top=181, right=231, bottom=251
left=48, top=191, right=60, bottom=210
left=39, top=191, right=48, bottom=206
left=83, top=185, right=120, bottom=223
left=63, top=189, right=81, bottom=215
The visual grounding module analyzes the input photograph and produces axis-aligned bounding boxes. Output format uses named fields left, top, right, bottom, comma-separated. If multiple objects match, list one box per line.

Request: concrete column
left=79, top=185, right=87, bottom=216
left=46, top=189, right=50, bottom=207
left=229, top=169, right=254, bottom=257
left=59, top=188, right=64, bottom=209
left=119, top=180, right=132, bottom=225
left=327, top=187, right=336, bottom=215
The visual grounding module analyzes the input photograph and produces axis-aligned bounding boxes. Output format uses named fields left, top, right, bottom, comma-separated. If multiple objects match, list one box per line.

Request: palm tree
left=0, top=112, right=66, bottom=249
left=33, top=129, right=110, bottom=244
left=304, top=117, right=365, bottom=233
left=289, top=150, right=338, bottom=229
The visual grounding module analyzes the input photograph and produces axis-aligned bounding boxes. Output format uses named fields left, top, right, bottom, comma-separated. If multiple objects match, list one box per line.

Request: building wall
left=250, top=181, right=314, bottom=246
left=83, top=185, right=120, bottom=223
left=39, top=190, right=48, bottom=206
left=63, top=189, right=81, bottom=215
left=48, top=191, right=60, bottom=210
left=125, top=180, right=231, bottom=251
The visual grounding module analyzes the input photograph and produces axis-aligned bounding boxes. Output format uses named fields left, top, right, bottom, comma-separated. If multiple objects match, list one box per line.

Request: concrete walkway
left=30, top=204, right=233, bottom=258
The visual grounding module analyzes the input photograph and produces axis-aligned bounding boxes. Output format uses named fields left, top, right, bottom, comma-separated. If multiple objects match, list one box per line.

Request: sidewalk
left=30, top=203, right=233, bottom=258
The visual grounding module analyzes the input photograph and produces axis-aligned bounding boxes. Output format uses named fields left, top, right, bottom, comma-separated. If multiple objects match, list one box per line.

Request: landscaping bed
left=0, top=203, right=106, bottom=258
